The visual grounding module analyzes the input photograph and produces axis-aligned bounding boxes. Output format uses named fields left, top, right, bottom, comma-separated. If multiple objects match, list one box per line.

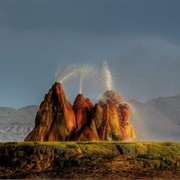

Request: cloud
left=111, top=36, right=180, bottom=102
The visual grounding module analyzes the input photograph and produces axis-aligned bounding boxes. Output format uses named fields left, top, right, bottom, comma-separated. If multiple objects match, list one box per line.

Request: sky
left=0, top=0, right=180, bottom=108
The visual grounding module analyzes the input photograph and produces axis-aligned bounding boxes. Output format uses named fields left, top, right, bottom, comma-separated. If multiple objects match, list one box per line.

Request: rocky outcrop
left=72, top=94, right=99, bottom=141
left=25, top=82, right=136, bottom=141
left=25, top=82, right=76, bottom=141
left=92, top=91, right=136, bottom=141
left=73, top=94, right=92, bottom=131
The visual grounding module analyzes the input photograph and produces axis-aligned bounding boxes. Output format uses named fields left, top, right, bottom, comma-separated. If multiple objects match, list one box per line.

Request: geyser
left=25, top=57, right=137, bottom=142
left=25, top=82, right=137, bottom=142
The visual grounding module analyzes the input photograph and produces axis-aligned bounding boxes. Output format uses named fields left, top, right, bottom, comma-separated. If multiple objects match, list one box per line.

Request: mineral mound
left=25, top=82, right=136, bottom=141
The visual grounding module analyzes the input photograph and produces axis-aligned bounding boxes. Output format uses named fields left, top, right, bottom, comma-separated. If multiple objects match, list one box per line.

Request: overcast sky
left=0, top=0, right=180, bottom=108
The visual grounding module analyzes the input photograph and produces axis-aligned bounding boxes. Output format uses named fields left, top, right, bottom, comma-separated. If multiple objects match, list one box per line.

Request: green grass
left=1, top=141, right=180, bottom=156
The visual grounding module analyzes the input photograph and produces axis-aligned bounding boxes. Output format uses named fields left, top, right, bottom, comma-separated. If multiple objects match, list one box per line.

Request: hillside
left=129, top=99, right=180, bottom=141
left=147, top=94, right=180, bottom=125
left=0, top=106, right=38, bottom=141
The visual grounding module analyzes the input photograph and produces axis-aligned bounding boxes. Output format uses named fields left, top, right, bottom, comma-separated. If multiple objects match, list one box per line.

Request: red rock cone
left=25, top=82, right=76, bottom=141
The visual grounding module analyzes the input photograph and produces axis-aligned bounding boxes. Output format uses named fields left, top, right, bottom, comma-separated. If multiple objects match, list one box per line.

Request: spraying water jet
left=55, top=64, right=96, bottom=95
left=102, top=60, right=114, bottom=91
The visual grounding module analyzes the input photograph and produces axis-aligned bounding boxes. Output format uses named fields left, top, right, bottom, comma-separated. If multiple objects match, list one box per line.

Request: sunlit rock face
left=25, top=82, right=76, bottom=141
left=25, top=82, right=136, bottom=141
left=73, top=94, right=92, bottom=131
left=96, top=91, right=136, bottom=141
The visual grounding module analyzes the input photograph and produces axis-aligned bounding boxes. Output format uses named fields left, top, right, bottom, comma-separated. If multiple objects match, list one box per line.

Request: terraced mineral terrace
left=0, top=142, right=180, bottom=179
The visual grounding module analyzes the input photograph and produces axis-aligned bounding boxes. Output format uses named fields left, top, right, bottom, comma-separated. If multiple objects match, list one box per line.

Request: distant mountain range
left=0, top=94, right=180, bottom=142
left=0, top=105, right=39, bottom=141
left=130, top=94, right=180, bottom=141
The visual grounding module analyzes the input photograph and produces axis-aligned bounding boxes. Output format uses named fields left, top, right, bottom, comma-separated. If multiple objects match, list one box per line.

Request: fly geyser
left=25, top=61, right=136, bottom=141
left=25, top=82, right=136, bottom=141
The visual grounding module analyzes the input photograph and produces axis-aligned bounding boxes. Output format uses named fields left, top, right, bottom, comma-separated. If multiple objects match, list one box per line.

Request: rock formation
left=25, top=82, right=76, bottom=141
left=25, top=82, right=136, bottom=141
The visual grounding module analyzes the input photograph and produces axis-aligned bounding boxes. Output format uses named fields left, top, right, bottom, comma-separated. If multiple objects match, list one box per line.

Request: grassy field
left=1, top=141, right=180, bottom=154
left=0, top=141, right=180, bottom=178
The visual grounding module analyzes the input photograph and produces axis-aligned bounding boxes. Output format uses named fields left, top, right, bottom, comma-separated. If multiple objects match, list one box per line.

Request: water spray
left=79, top=73, right=83, bottom=94
left=102, top=60, right=113, bottom=91
left=54, top=61, right=115, bottom=100
left=55, top=64, right=81, bottom=84
left=55, top=64, right=95, bottom=95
